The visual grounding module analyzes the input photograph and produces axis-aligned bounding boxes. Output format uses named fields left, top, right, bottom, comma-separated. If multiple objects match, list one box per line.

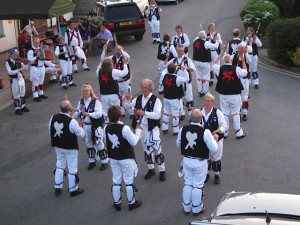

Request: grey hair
left=198, top=30, right=206, bottom=39
left=141, top=79, right=154, bottom=92
left=204, top=93, right=215, bottom=101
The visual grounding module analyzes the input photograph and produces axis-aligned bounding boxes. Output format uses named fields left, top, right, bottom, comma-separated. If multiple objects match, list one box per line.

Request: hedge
left=267, top=17, right=300, bottom=66
left=268, top=0, right=297, bottom=18
left=240, top=0, right=280, bottom=37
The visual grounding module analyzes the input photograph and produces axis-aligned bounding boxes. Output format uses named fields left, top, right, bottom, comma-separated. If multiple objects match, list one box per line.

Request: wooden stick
left=256, top=23, right=261, bottom=34
left=113, top=33, right=118, bottom=46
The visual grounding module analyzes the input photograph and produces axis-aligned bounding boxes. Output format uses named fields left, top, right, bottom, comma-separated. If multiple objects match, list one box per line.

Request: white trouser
left=59, top=59, right=73, bottom=86
left=219, top=94, right=243, bottom=137
left=182, top=157, right=206, bottom=214
left=141, top=126, right=165, bottom=172
left=30, top=66, right=45, bottom=98
left=101, top=94, right=120, bottom=123
left=45, top=65, right=58, bottom=81
left=162, top=98, right=180, bottom=133
left=158, top=60, right=167, bottom=75
left=118, top=80, right=133, bottom=115
left=110, top=159, right=138, bottom=205
left=211, top=139, right=223, bottom=162
left=54, top=148, right=78, bottom=192
left=249, top=55, right=259, bottom=85
left=194, top=61, right=211, bottom=94
left=179, top=82, right=193, bottom=116
left=11, top=77, right=26, bottom=110
left=148, top=20, right=160, bottom=41
left=241, top=78, right=250, bottom=115
left=72, top=46, right=88, bottom=71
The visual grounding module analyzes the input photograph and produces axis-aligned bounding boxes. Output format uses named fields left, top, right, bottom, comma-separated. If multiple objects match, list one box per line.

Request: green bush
left=291, top=48, right=300, bottom=67
left=269, top=0, right=296, bottom=18
left=240, top=0, right=280, bottom=37
left=267, top=17, right=300, bottom=65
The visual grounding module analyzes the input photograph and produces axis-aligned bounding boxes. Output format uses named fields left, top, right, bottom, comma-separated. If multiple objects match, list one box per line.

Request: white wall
left=0, top=20, right=18, bottom=52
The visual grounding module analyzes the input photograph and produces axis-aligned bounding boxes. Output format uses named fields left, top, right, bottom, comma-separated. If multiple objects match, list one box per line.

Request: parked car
left=190, top=192, right=300, bottom=225
left=156, top=0, right=184, bottom=5
left=88, top=0, right=146, bottom=41
left=133, top=0, right=149, bottom=17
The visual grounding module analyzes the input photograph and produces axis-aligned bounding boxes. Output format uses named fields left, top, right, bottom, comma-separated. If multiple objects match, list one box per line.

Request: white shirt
left=100, top=49, right=130, bottom=63
left=171, top=32, right=190, bottom=48
left=176, top=122, right=218, bottom=154
left=146, top=6, right=162, bottom=21
left=201, top=107, right=226, bottom=134
left=5, top=58, right=27, bottom=79
left=96, top=63, right=128, bottom=81
left=167, top=55, right=196, bottom=75
left=65, top=29, right=83, bottom=48
left=27, top=47, right=56, bottom=67
left=213, top=63, right=248, bottom=79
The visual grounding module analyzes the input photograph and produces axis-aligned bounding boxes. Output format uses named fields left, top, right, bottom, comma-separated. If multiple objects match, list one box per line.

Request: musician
left=74, top=84, right=108, bottom=171
left=207, top=23, right=223, bottom=86
left=213, top=52, right=247, bottom=139
left=128, top=79, right=166, bottom=181
left=96, top=57, right=129, bottom=124
left=164, top=44, right=196, bottom=120
left=18, top=30, right=31, bottom=57
left=157, top=33, right=177, bottom=78
left=43, top=45, right=60, bottom=84
left=193, top=30, right=219, bottom=97
left=201, top=94, right=226, bottom=185
left=171, top=25, right=190, bottom=56
left=55, top=36, right=77, bottom=89
left=227, top=28, right=252, bottom=55
left=5, top=49, right=30, bottom=115
left=243, top=27, right=262, bottom=89
left=27, top=37, right=53, bottom=102
left=92, top=24, right=114, bottom=52
left=160, top=63, right=189, bottom=135
left=101, top=44, right=133, bottom=118
left=65, top=20, right=90, bottom=73
left=232, top=43, right=252, bottom=121
left=145, top=0, right=162, bottom=44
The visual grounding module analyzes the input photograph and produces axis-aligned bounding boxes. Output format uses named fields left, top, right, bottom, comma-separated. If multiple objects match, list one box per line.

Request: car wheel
left=134, top=34, right=144, bottom=41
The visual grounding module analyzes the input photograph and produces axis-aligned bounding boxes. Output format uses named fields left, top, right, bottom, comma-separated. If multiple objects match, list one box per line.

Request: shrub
left=267, top=17, right=300, bottom=65
left=240, top=0, right=280, bottom=37
left=291, top=48, right=300, bottom=67
left=269, top=0, right=296, bottom=18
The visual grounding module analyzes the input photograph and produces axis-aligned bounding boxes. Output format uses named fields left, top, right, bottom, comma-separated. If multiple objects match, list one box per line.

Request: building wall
left=0, top=20, right=18, bottom=52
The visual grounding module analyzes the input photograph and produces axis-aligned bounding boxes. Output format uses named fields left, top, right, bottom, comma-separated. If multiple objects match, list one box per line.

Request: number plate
left=120, top=21, right=132, bottom=26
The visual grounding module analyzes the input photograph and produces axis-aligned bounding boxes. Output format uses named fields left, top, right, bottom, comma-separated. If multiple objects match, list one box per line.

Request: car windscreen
left=106, top=5, right=141, bottom=21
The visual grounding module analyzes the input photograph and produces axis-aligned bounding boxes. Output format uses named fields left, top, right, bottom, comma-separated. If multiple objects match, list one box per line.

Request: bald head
left=224, top=54, right=232, bottom=64
left=60, top=100, right=71, bottom=113
left=190, top=108, right=202, bottom=123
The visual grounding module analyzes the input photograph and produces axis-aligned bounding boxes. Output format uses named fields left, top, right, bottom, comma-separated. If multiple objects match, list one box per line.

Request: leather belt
left=184, top=155, right=205, bottom=161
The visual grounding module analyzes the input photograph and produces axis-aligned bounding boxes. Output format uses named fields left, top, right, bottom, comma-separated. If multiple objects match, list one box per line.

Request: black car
left=88, top=0, right=146, bottom=41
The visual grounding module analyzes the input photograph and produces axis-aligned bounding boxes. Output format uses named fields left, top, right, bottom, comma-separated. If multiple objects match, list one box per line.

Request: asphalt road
left=1, top=0, right=300, bottom=225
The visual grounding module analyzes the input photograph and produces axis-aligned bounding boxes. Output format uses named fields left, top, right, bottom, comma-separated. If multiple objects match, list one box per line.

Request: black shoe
left=183, top=210, right=190, bottom=215
left=255, top=85, right=259, bottom=89
left=21, top=106, right=30, bottom=112
left=199, top=93, right=205, bottom=97
left=49, top=79, right=59, bottom=83
left=69, top=83, right=77, bottom=87
left=144, top=169, right=155, bottom=180
left=236, top=133, right=246, bottom=140
left=107, top=49, right=112, bottom=53
left=63, top=86, right=68, bottom=89
left=39, top=95, right=48, bottom=99
left=55, top=188, right=62, bottom=196
left=70, top=188, right=84, bottom=197
left=242, top=114, right=248, bottom=121
left=122, top=114, right=125, bottom=117
left=214, top=175, right=220, bottom=184
left=15, top=109, right=23, bottom=115
left=33, top=97, right=41, bottom=102
left=129, top=115, right=134, bottom=119
left=173, top=132, right=178, bottom=136
left=209, top=81, right=213, bottom=86
left=152, top=40, right=156, bottom=44
left=159, top=171, right=166, bottom=181
left=180, top=115, right=185, bottom=121
left=114, top=203, right=121, bottom=211
left=100, top=163, right=108, bottom=171
left=193, top=207, right=205, bottom=217
left=128, top=200, right=142, bottom=211
left=204, top=173, right=210, bottom=183
left=162, top=130, right=168, bottom=134
left=159, top=91, right=163, bottom=95
left=74, top=70, right=79, bottom=73
left=156, top=41, right=160, bottom=44
left=84, top=68, right=91, bottom=71
left=87, top=162, right=96, bottom=170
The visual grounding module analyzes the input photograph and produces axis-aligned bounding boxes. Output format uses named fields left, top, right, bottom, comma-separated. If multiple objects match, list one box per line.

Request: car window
left=106, top=5, right=142, bottom=21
